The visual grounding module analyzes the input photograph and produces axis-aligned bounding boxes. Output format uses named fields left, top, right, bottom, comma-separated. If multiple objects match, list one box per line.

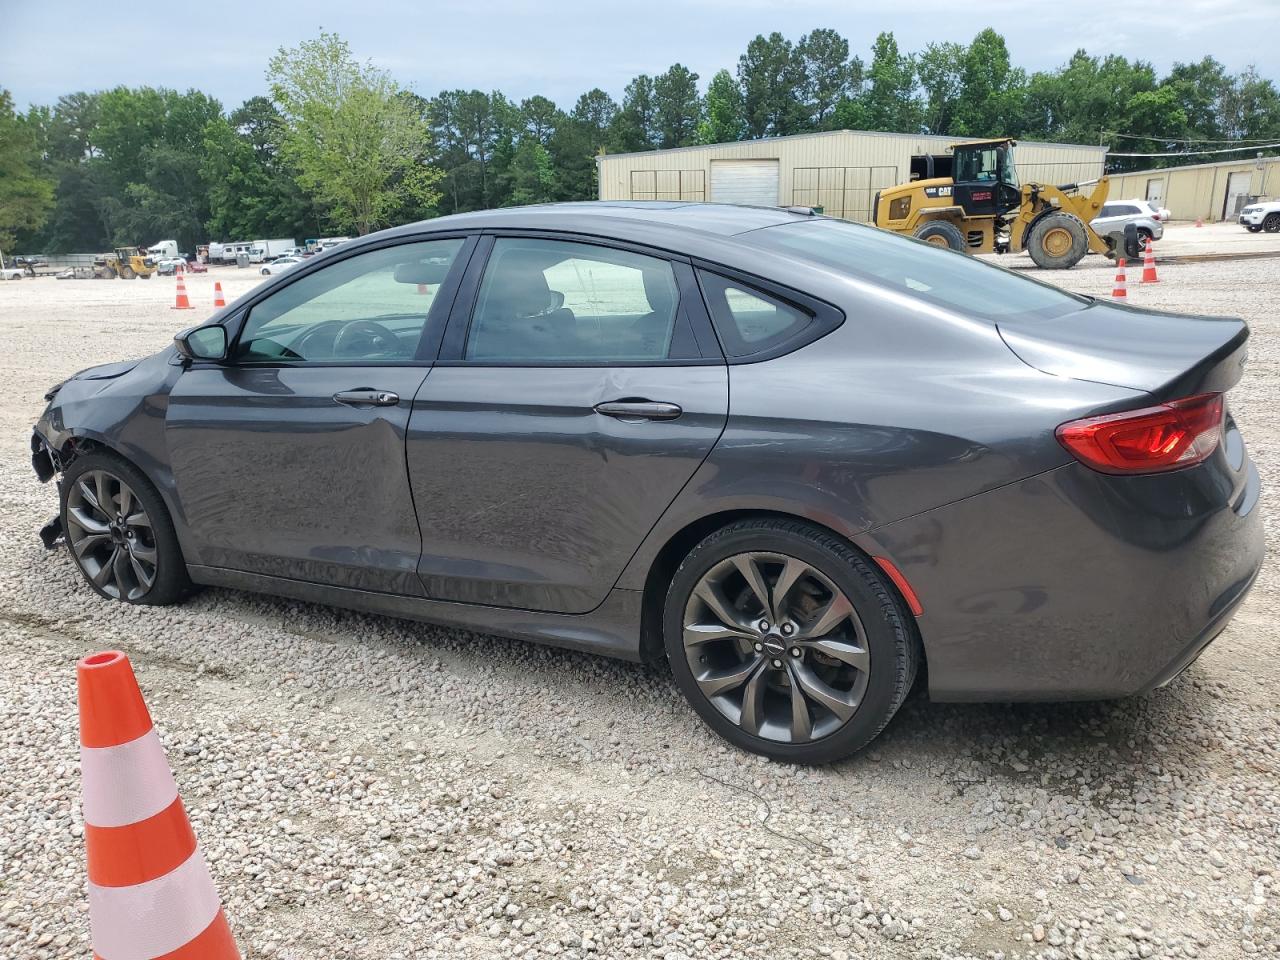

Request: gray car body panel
left=31, top=202, right=1264, bottom=700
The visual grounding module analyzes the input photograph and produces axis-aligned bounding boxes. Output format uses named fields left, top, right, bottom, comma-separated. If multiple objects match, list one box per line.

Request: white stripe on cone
left=88, top=849, right=222, bottom=960
left=80, top=729, right=179, bottom=828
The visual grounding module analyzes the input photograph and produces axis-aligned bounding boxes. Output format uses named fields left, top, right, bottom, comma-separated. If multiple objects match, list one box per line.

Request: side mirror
left=174, top=324, right=228, bottom=361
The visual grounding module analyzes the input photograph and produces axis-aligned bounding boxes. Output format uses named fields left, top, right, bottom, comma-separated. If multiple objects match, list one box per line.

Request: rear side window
left=466, top=238, right=694, bottom=363
left=698, top=272, right=812, bottom=358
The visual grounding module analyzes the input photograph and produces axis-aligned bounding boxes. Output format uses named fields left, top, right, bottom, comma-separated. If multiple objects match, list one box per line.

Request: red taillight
left=1056, top=393, right=1224, bottom=475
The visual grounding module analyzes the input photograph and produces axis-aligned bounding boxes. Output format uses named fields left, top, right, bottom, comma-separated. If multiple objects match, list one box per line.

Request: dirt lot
left=1, top=256, right=1278, bottom=960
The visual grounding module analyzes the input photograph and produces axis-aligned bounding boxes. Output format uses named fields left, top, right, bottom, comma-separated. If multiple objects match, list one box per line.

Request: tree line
left=2, top=27, right=1278, bottom=254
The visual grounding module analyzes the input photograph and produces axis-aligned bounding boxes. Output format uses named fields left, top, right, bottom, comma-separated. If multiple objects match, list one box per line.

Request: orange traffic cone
left=78, top=651, right=241, bottom=960
left=213, top=281, right=227, bottom=308
left=1141, top=237, right=1159, bottom=284
left=172, top=273, right=194, bottom=310
left=1112, top=258, right=1128, bottom=299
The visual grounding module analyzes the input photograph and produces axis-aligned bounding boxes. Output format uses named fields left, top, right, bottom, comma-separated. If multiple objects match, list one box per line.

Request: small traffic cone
left=172, top=273, right=194, bottom=310
left=1141, top=237, right=1159, bottom=284
left=78, top=650, right=241, bottom=960
left=1112, top=258, right=1128, bottom=299
left=1195, top=217, right=1204, bottom=228
left=213, top=281, right=227, bottom=308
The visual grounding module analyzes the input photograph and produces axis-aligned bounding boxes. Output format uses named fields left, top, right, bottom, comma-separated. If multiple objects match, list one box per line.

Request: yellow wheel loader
left=873, top=138, right=1118, bottom=269
left=94, top=247, right=157, bottom=280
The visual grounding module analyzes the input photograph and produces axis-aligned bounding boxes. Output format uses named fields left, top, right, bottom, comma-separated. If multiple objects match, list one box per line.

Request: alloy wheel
left=65, top=469, right=158, bottom=601
left=682, top=551, right=870, bottom=744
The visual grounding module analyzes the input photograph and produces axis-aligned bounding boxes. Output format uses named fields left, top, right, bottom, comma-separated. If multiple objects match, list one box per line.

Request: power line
left=1105, top=142, right=1280, bottom=158
left=1104, top=131, right=1280, bottom=145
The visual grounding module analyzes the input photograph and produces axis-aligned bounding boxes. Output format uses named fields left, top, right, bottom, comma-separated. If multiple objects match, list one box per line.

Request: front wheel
left=1247, top=225, right=1263, bottom=233
left=60, top=451, right=189, bottom=605
left=664, top=518, right=918, bottom=764
left=1264, top=213, right=1280, bottom=234
left=1027, top=212, right=1089, bottom=269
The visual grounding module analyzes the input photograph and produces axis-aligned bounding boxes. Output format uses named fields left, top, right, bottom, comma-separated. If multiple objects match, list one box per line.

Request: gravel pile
left=1, top=258, right=1277, bottom=959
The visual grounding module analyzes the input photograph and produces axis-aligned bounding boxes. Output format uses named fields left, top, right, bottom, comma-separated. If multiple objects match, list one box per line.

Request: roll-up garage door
left=710, top=160, right=780, bottom=207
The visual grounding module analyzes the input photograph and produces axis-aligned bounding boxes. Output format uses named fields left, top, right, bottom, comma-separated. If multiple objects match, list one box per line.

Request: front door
left=165, top=236, right=472, bottom=594
left=407, top=235, right=728, bottom=613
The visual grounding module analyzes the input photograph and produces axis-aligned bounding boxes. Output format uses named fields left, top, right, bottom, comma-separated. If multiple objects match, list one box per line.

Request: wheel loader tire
left=120, top=265, right=136, bottom=279
left=101, top=266, right=117, bottom=280
left=1027, top=213, right=1088, bottom=270
left=912, top=220, right=966, bottom=252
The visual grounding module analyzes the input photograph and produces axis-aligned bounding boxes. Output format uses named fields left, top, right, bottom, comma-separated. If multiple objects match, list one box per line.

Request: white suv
left=1239, top=201, right=1280, bottom=233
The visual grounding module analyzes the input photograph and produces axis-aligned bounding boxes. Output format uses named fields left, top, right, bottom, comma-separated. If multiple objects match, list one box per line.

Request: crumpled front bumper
left=31, top=428, right=58, bottom=482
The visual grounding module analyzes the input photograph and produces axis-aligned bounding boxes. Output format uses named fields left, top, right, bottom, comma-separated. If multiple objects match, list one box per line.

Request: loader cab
left=951, top=139, right=1022, bottom=218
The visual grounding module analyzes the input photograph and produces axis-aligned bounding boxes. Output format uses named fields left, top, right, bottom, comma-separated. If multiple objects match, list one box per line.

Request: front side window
left=465, top=238, right=683, bottom=362
left=236, top=239, right=464, bottom=362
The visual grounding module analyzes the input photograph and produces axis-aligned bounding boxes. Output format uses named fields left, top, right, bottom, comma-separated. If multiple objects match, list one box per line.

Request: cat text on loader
left=872, top=138, right=1113, bottom=269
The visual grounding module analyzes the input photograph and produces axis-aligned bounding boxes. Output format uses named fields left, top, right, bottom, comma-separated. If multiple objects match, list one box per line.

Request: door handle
left=333, top=388, right=400, bottom=407
left=593, top=399, right=683, bottom=421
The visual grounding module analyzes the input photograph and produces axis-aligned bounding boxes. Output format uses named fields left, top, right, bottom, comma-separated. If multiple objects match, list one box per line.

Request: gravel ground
left=1, top=258, right=1278, bottom=960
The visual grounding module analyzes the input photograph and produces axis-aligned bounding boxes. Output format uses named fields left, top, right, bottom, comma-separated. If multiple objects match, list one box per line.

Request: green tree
left=916, top=42, right=965, bottom=134
left=610, top=75, right=658, bottom=151
left=503, top=138, right=556, bottom=205
left=520, top=95, right=559, bottom=145
left=549, top=90, right=617, bottom=200
left=860, top=32, right=920, bottom=132
left=698, top=69, right=745, bottom=144
left=268, top=31, right=443, bottom=235
left=0, top=90, right=55, bottom=251
left=653, top=64, right=702, bottom=148
left=952, top=29, right=1027, bottom=137
left=796, top=28, right=857, bottom=129
left=738, top=32, right=806, bottom=137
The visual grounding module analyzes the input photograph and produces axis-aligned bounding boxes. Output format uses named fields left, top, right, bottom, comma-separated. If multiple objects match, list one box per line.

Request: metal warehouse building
left=596, top=130, right=1107, bottom=222
left=1107, top=155, right=1280, bottom=223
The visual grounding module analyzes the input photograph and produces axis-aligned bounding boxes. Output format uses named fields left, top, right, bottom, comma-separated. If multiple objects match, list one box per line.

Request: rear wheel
left=1264, top=213, right=1280, bottom=233
left=912, top=220, right=966, bottom=252
left=60, top=451, right=189, bottom=605
left=1027, top=212, right=1089, bottom=269
left=664, top=518, right=918, bottom=764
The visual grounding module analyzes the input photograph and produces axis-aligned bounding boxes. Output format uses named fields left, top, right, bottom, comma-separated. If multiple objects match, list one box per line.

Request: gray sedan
left=30, top=202, right=1263, bottom=763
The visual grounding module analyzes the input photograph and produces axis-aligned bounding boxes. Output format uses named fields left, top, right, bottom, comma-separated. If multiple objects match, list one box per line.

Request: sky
left=3, top=0, right=1278, bottom=112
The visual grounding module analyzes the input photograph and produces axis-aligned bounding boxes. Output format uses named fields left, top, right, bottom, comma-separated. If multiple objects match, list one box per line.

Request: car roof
left=379, top=201, right=818, bottom=247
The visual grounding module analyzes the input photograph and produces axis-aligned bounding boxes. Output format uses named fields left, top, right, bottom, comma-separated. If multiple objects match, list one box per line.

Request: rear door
left=406, top=234, right=728, bottom=613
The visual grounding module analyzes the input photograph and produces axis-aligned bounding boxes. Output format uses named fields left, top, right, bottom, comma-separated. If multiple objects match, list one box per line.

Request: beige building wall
left=1108, top=157, right=1280, bottom=222
left=596, top=131, right=1106, bottom=222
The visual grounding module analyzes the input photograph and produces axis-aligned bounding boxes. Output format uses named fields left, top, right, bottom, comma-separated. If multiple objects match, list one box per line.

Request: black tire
left=912, top=219, right=966, bottom=252
left=1027, top=212, right=1089, bottom=269
left=663, top=518, right=919, bottom=764
left=1247, top=225, right=1263, bottom=233
left=60, top=450, right=189, bottom=605
left=1264, top=213, right=1280, bottom=234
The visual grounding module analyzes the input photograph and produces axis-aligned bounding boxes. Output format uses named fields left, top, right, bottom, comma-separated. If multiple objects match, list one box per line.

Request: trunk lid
left=996, top=299, right=1248, bottom=400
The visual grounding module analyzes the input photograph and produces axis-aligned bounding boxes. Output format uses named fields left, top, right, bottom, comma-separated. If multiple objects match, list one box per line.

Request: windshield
left=746, top=219, right=1088, bottom=322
